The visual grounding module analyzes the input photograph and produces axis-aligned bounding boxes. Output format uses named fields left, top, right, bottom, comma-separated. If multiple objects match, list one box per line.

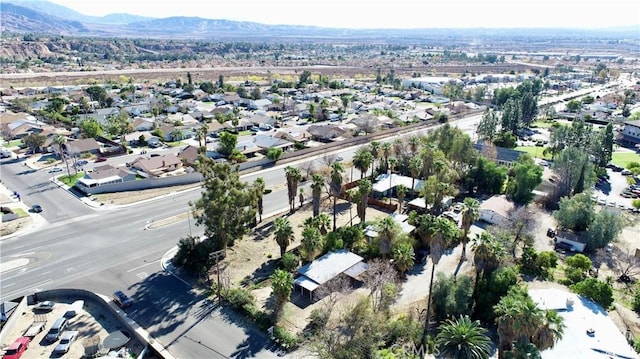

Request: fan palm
left=353, top=147, right=374, bottom=179
left=274, top=217, right=294, bottom=258
left=311, top=174, right=325, bottom=217
left=392, top=241, right=415, bottom=276
left=460, top=197, right=480, bottom=260
left=330, top=162, right=345, bottom=231
left=378, top=215, right=400, bottom=260
left=436, top=315, right=492, bottom=359
left=284, top=166, right=302, bottom=213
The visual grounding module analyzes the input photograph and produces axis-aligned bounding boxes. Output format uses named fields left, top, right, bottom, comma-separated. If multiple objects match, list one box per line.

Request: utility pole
left=210, top=250, right=225, bottom=306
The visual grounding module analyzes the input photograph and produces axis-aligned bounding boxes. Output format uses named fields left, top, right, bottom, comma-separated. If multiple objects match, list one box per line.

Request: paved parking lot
left=593, top=168, right=635, bottom=211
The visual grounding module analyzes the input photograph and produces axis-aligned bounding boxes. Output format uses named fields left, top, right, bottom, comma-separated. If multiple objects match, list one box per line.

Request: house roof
left=253, top=134, right=293, bottom=149
left=307, top=124, right=345, bottom=140
left=531, top=288, right=638, bottom=359
left=364, top=213, right=415, bottom=238
left=473, top=142, right=525, bottom=164
left=130, top=154, right=182, bottom=173
left=178, top=145, right=199, bottom=165
left=479, top=195, right=515, bottom=218
left=372, top=173, right=423, bottom=193
left=236, top=140, right=262, bottom=154
left=296, top=250, right=365, bottom=291
left=65, top=138, right=101, bottom=153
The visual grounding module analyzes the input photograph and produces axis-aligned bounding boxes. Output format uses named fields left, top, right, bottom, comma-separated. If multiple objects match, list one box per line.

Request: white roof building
left=530, top=288, right=637, bottom=359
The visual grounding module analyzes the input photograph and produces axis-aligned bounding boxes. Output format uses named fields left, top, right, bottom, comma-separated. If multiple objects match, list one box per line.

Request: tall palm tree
left=435, top=315, right=492, bottom=359
left=396, top=184, right=408, bottom=214
left=471, top=232, right=505, bottom=279
left=377, top=215, right=400, bottom=260
left=423, top=235, right=444, bottom=342
left=270, top=269, right=294, bottom=307
left=408, top=135, right=421, bottom=156
left=196, top=123, right=208, bottom=149
left=531, top=310, right=565, bottom=351
left=392, top=241, right=415, bottom=277
left=357, top=179, right=372, bottom=223
left=408, top=157, right=423, bottom=197
left=315, top=213, right=331, bottom=235
left=353, top=147, right=373, bottom=179
left=52, top=134, right=71, bottom=177
left=460, top=197, right=480, bottom=260
left=274, top=217, right=294, bottom=258
left=253, top=177, right=265, bottom=223
left=381, top=142, right=392, bottom=173
left=300, top=225, right=323, bottom=262
left=503, top=339, right=541, bottom=359
left=311, top=174, right=325, bottom=217
left=392, top=137, right=403, bottom=158
left=284, top=166, right=302, bottom=213
left=369, top=141, right=381, bottom=180
left=330, top=162, right=345, bottom=231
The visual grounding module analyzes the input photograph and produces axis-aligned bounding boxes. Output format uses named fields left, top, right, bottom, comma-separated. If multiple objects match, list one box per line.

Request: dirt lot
left=1, top=299, right=144, bottom=359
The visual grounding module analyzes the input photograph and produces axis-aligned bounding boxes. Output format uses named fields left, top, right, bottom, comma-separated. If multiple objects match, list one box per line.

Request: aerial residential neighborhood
left=1, top=1, right=640, bottom=359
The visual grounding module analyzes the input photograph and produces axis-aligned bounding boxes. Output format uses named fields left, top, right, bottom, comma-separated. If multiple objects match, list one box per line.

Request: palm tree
left=423, top=235, right=445, bottom=342
left=353, top=147, right=373, bottom=179
left=329, top=162, right=345, bottom=231
left=460, top=198, right=480, bottom=260
left=392, top=241, right=415, bottom=277
left=396, top=184, right=408, bottom=214
left=298, top=187, right=305, bottom=209
left=284, top=166, right=302, bottom=213
left=357, top=179, right=372, bottom=223
left=408, top=135, right=421, bottom=155
left=196, top=123, right=208, bottom=149
left=52, top=134, right=71, bottom=177
left=270, top=269, right=294, bottom=307
left=408, top=157, right=423, bottom=197
left=300, top=225, right=323, bottom=262
left=311, top=174, right=325, bottom=217
left=369, top=141, right=381, bottom=179
left=253, top=177, right=265, bottom=223
left=381, top=142, right=392, bottom=172
left=377, top=215, right=400, bottom=260
left=315, top=213, right=331, bottom=235
left=503, top=339, right=541, bottom=359
left=531, top=310, right=564, bottom=351
left=435, top=315, right=492, bottom=359
left=274, top=217, right=294, bottom=258
left=471, top=232, right=505, bottom=279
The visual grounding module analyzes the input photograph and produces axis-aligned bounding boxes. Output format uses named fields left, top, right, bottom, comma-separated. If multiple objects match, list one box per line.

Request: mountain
left=1, top=0, right=637, bottom=41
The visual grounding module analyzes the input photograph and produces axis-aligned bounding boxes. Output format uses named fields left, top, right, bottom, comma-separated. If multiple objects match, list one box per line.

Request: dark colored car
left=2, top=336, right=30, bottom=359
left=95, top=156, right=108, bottom=162
left=30, top=204, right=43, bottom=213
left=113, top=290, right=132, bottom=308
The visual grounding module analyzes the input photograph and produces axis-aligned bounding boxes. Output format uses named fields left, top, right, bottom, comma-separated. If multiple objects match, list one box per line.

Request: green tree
left=460, top=197, right=480, bottom=260
left=408, top=156, right=423, bottom=196
left=436, top=316, right=492, bottom=359
left=311, top=174, right=325, bottom=217
left=565, top=99, right=581, bottom=112
left=357, top=178, right=372, bottom=223
left=217, top=131, right=238, bottom=157
left=353, top=147, right=374, bottom=179
left=377, top=215, right=400, bottom=260
left=79, top=119, right=101, bottom=138
left=369, top=141, right=381, bottom=179
left=396, top=184, right=408, bottom=214
left=195, top=123, right=208, bottom=149
left=253, top=177, right=265, bottom=223
left=300, top=225, right=324, bottom=262
left=271, top=269, right=294, bottom=306
left=285, top=166, right=303, bottom=213
left=330, top=162, right=345, bottom=231
left=431, top=273, right=474, bottom=323
left=553, top=192, right=594, bottom=232
left=570, top=278, right=614, bottom=308
left=477, top=109, right=500, bottom=143
left=273, top=217, right=294, bottom=258
left=190, top=159, right=256, bottom=254
left=586, top=208, right=625, bottom=250
left=266, top=147, right=283, bottom=161
left=52, top=134, right=72, bottom=177
left=85, top=85, right=108, bottom=106
left=552, top=146, right=594, bottom=199
left=392, top=241, right=415, bottom=277
left=506, top=154, right=543, bottom=205
left=22, top=133, right=46, bottom=153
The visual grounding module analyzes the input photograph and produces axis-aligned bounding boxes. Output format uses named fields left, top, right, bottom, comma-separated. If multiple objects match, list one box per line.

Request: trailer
left=23, top=314, right=47, bottom=337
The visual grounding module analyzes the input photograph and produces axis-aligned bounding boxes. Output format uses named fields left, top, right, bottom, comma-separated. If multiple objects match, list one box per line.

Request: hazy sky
left=47, top=0, right=640, bottom=29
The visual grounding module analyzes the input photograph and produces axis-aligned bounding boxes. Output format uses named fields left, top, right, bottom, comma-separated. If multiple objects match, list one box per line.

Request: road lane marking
left=0, top=258, right=29, bottom=273
left=9, top=252, right=35, bottom=257
left=126, top=259, right=161, bottom=273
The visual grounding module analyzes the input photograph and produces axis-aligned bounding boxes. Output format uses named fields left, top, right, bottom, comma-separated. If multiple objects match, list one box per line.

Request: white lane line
left=0, top=258, right=29, bottom=273
left=10, top=252, right=35, bottom=257
left=126, top=259, right=161, bottom=273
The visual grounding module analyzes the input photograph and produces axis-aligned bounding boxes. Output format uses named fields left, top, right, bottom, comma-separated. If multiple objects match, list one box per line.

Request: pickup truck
left=23, top=315, right=47, bottom=337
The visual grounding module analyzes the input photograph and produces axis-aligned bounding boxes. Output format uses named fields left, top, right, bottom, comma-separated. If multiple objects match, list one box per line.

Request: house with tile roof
left=128, top=154, right=183, bottom=177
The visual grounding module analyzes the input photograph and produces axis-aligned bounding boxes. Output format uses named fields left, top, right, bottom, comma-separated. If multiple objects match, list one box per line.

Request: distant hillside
left=1, top=0, right=638, bottom=41
left=0, top=3, right=89, bottom=34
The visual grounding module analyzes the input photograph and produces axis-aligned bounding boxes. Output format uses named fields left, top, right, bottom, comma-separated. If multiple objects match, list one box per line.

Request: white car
left=54, top=330, right=79, bottom=354
left=49, top=167, right=63, bottom=173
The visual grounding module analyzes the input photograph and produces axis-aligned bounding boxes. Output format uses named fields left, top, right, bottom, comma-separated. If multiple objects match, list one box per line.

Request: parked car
left=33, top=301, right=55, bottom=312
left=95, top=156, right=108, bottom=162
left=622, top=169, right=632, bottom=176
left=2, top=337, right=30, bottom=359
left=335, top=156, right=344, bottom=162
left=53, top=331, right=79, bottom=354
left=30, top=204, right=43, bottom=213
left=48, top=167, right=63, bottom=173
left=45, top=317, right=68, bottom=343
left=76, top=160, right=88, bottom=166
left=112, top=290, right=132, bottom=308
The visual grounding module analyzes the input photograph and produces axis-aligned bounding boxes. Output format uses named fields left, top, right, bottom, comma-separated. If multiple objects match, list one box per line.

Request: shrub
left=273, top=326, right=300, bottom=349
left=632, top=284, right=640, bottom=314
left=570, top=278, right=613, bottom=309
left=564, top=267, right=586, bottom=285
left=225, top=287, right=255, bottom=309
left=280, top=252, right=299, bottom=272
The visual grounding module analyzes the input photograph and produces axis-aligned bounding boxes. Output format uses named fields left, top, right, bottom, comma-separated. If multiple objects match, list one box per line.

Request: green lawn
left=515, top=146, right=552, bottom=160
left=611, top=151, right=640, bottom=168
left=59, top=172, right=85, bottom=187
left=530, top=120, right=557, bottom=128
